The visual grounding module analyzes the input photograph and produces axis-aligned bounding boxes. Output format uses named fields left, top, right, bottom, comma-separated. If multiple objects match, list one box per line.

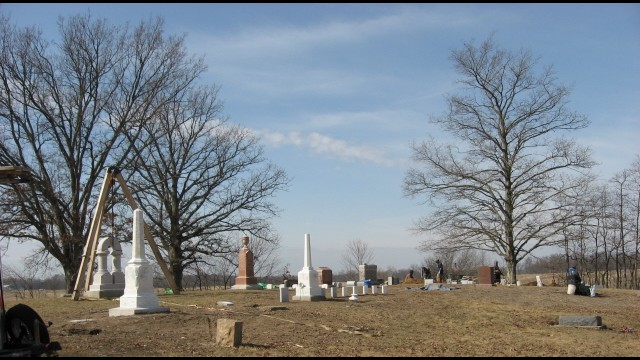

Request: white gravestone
left=109, top=209, right=169, bottom=316
left=292, top=234, right=324, bottom=301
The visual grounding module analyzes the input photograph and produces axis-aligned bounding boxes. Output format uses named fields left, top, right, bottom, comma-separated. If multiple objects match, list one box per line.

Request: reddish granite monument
left=231, top=235, right=261, bottom=290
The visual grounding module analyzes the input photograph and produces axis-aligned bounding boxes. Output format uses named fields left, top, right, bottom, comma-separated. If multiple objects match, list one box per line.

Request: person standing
left=436, top=259, right=444, bottom=283
left=493, top=261, right=503, bottom=285
left=404, top=269, right=415, bottom=283
left=421, top=266, right=431, bottom=279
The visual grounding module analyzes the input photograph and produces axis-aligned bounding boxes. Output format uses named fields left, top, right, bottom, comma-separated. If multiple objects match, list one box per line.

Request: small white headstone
left=279, top=287, right=289, bottom=302
left=329, top=287, right=337, bottom=298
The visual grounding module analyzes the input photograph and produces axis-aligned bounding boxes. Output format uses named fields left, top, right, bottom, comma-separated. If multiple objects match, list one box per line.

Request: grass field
left=3, top=273, right=639, bottom=357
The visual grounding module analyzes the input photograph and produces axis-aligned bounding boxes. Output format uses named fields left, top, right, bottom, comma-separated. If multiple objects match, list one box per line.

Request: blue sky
left=1, top=3, right=639, bottom=275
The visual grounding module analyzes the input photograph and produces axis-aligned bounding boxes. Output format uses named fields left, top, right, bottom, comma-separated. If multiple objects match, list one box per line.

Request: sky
left=1, top=3, right=639, bottom=276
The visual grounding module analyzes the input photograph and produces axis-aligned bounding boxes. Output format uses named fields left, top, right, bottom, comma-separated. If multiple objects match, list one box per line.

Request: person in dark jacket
left=421, top=266, right=431, bottom=279
left=493, top=261, right=503, bottom=285
left=567, top=263, right=590, bottom=295
left=567, top=266, right=581, bottom=285
left=436, top=259, right=444, bottom=283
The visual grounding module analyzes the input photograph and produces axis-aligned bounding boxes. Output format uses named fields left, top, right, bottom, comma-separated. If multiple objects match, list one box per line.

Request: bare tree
left=0, top=13, right=209, bottom=293
left=340, top=238, right=374, bottom=275
left=403, top=35, right=594, bottom=284
left=421, top=248, right=488, bottom=279
left=213, top=255, right=236, bottom=290
left=116, top=83, right=290, bottom=290
left=630, top=156, right=640, bottom=289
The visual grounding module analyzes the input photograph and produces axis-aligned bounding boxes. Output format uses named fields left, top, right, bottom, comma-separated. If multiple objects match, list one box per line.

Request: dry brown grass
left=5, top=275, right=640, bottom=357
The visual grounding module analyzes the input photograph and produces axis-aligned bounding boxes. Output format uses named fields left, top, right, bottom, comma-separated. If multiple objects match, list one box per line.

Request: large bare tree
left=117, top=84, right=290, bottom=290
left=403, top=36, right=594, bottom=283
left=340, top=238, right=374, bottom=276
left=0, top=13, right=207, bottom=292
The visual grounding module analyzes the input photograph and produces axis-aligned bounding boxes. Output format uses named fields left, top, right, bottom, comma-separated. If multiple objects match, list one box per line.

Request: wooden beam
left=115, top=173, right=179, bottom=294
left=71, top=169, right=114, bottom=300
left=0, top=166, right=32, bottom=184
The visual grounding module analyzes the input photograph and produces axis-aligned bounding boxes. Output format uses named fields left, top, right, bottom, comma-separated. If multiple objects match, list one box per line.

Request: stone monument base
left=85, top=288, right=124, bottom=299
left=291, top=294, right=325, bottom=301
left=231, top=284, right=263, bottom=290
left=109, top=306, right=170, bottom=317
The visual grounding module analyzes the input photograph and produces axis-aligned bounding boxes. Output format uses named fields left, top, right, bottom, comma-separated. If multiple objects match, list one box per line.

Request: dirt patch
left=6, top=280, right=640, bottom=357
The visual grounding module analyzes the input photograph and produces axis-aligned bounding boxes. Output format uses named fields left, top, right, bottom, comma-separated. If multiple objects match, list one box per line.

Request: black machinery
left=0, top=166, right=60, bottom=357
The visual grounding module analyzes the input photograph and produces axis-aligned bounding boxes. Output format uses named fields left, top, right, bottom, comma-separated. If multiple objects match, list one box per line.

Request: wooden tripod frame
left=71, top=167, right=178, bottom=300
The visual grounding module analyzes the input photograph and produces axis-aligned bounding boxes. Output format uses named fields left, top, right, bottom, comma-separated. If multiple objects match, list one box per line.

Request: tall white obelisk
left=292, top=233, right=324, bottom=301
left=110, top=209, right=170, bottom=316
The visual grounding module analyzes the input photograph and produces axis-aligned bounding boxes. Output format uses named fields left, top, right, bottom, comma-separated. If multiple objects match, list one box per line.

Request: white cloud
left=192, top=7, right=485, bottom=58
left=258, top=130, right=402, bottom=166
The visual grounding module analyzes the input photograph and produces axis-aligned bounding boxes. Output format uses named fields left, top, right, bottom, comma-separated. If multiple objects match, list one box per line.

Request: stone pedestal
left=232, top=235, right=262, bottom=290
left=110, top=209, right=169, bottom=317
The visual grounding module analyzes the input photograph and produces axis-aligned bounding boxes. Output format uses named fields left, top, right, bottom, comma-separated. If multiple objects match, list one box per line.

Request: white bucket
left=516, top=280, right=521, bottom=286
left=567, top=284, right=576, bottom=295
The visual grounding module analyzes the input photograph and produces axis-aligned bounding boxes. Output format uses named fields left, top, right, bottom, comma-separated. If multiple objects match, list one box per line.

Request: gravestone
left=86, top=236, right=125, bottom=299
left=317, top=267, right=333, bottom=285
left=109, top=209, right=169, bottom=317
left=216, top=319, right=243, bottom=347
left=358, top=264, right=377, bottom=282
left=558, top=315, right=604, bottom=328
left=231, top=235, right=262, bottom=290
left=477, top=266, right=493, bottom=285
left=279, top=287, right=289, bottom=302
left=329, top=287, right=337, bottom=298
left=292, top=234, right=324, bottom=301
